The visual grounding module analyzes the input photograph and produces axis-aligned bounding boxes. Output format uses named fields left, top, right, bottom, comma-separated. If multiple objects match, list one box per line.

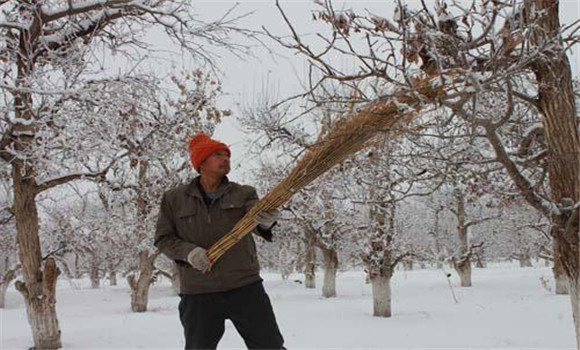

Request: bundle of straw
left=207, top=79, right=442, bottom=264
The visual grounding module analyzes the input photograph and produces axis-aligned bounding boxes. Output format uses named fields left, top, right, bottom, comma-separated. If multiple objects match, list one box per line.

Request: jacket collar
left=186, top=175, right=232, bottom=199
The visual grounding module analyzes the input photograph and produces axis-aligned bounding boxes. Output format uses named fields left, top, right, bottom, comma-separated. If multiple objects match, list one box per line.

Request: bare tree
left=340, top=131, right=445, bottom=317
left=271, top=0, right=579, bottom=340
left=0, top=1, right=253, bottom=347
left=446, top=167, right=500, bottom=287
left=284, top=178, right=350, bottom=298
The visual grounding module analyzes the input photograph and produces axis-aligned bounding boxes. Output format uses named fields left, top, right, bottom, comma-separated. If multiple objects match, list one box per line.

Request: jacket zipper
left=207, top=200, right=212, bottom=224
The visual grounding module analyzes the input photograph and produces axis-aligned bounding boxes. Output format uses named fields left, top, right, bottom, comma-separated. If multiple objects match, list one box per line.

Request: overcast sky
left=191, top=0, right=579, bottom=182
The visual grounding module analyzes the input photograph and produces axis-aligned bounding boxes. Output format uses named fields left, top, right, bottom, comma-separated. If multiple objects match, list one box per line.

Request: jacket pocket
left=219, top=198, right=246, bottom=224
left=176, top=208, right=199, bottom=242
left=220, top=198, right=245, bottom=210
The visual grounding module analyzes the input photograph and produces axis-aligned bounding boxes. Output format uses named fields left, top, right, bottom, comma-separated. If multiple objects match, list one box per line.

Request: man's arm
left=154, top=194, right=198, bottom=262
left=245, top=187, right=275, bottom=242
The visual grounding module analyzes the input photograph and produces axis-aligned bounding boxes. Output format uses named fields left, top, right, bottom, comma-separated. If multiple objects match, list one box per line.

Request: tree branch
left=41, top=0, right=135, bottom=23
left=36, top=151, right=129, bottom=193
left=465, top=215, right=499, bottom=229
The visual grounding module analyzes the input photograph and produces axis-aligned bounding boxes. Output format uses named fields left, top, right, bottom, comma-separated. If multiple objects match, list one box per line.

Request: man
left=154, top=134, right=285, bottom=350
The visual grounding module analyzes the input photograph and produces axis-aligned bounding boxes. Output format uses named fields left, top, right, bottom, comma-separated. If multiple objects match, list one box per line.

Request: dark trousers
left=178, top=281, right=285, bottom=350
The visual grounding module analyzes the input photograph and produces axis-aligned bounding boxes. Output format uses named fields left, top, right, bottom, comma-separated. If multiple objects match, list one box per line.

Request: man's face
left=200, top=150, right=231, bottom=176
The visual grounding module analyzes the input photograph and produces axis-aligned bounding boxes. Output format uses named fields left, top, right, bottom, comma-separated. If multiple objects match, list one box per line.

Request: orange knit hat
left=188, top=134, right=231, bottom=171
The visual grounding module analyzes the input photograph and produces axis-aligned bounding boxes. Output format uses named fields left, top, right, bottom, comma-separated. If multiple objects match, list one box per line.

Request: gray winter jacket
left=154, top=176, right=270, bottom=294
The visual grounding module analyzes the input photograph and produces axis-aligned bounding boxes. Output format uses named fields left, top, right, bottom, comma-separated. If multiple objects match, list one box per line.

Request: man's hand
left=187, top=247, right=211, bottom=273
left=255, top=209, right=280, bottom=229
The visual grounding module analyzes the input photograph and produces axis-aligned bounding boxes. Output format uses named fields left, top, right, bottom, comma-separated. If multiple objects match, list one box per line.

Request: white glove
left=187, top=247, right=210, bottom=273
left=255, top=209, right=280, bottom=229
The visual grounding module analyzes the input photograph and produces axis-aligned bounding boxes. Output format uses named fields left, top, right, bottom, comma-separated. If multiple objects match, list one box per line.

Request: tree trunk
left=555, top=271, right=569, bottom=294
left=569, top=281, right=580, bottom=348
left=13, top=168, right=62, bottom=349
left=278, top=247, right=293, bottom=280
left=90, top=256, right=100, bottom=289
left=529, top=1, right=580, bottom=346
left=127, top=250, right=160, bottom=313
left=294, top=240, right=304, bottom=273
left=553, top=235, right=569, bottom=294
left=106, top=260, right=118, bottom=286
left=370, top=272, right=392, bottom=317
left=554, top=213, right=579, bottom=332
left=109, top=270, right=117, bottom=287
left=455, top=256, right=472, bottom=287
left=519, top=254, right=533, bottom=268
left=0, top=282, right=7, bottom=309
left=74, top=253, right=82, bottom=279
left=304, top=244, right=316, bottom=289
left=0, top=267, right=19, bottom=308
left=15, top=258, right=62, bottom=349
left=321, top=247, right=338, bottom=298
left=431, top=206, right=444, bottom=268
left=474, top=254, right=486, bottom=268
left=56, top=256, right=75, bottom=281
left=453, top=190, right=472, bottom=287
left=126, top=160, right=160, bottom=312
left=0, top=278, right=13, bottom=309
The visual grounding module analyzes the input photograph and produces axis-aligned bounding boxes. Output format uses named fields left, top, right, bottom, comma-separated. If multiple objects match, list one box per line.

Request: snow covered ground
left=1, top=263, right=574, bottom=349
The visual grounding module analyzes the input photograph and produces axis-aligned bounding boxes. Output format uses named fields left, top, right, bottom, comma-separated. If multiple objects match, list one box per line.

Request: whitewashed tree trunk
left=453, top=189, right=472, bottom=287
left=278, top=248, right=293, bottom=280
left=456, top=258, right=472, bottom=287
left=106, top=261, right=117, bottom=286
left=13, top=173, right=62, bottom=349
left=370, top=272, right=392, bottom=317
left=127, top=250, right=160, bottom=312
left=321, top=248, right=338, bottom=298
left=432, top=207, right=444, bottom=269
left=304, top=244, right=316, bottom=289
left=126, top=160, right=161, bottom=312
left=14, top=257, right=62, bottom=349
left=364, top=159, right=398, bottom=318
